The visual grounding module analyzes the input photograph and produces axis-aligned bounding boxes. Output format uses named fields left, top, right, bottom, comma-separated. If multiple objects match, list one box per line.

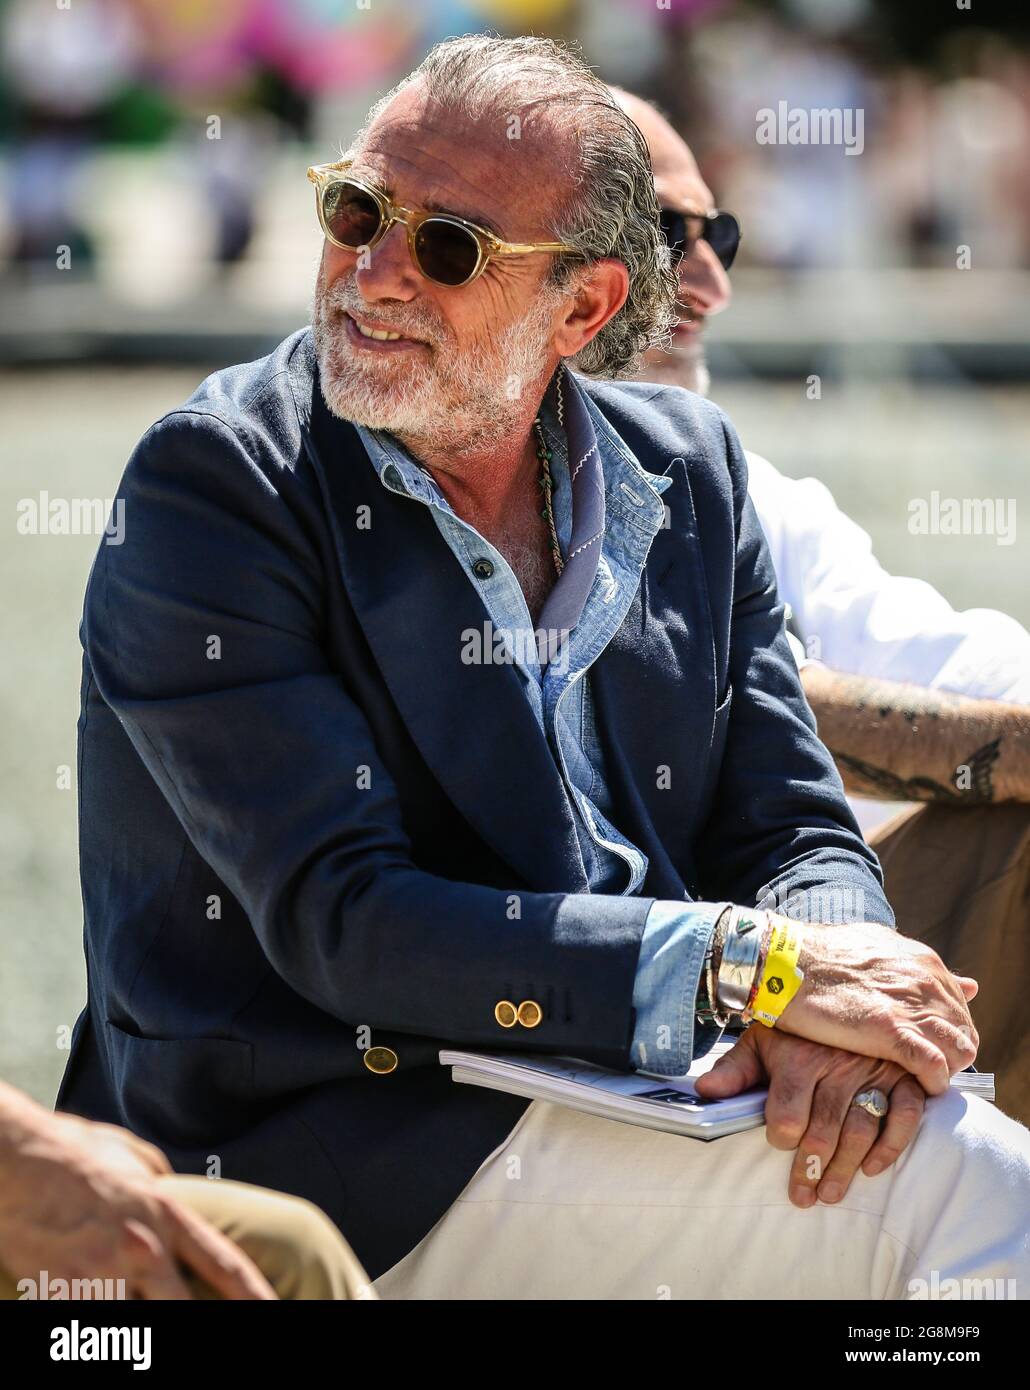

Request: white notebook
left=440, top=1042, right=995, bottom=1141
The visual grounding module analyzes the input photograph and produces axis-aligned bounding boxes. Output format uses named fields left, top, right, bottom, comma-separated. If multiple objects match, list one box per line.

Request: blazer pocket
left=105, top=1022, right=254, bottom=1149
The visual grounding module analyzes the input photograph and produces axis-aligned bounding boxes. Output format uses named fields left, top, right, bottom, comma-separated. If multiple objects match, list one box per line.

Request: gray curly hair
left=348, top=34, right=678, bottom=379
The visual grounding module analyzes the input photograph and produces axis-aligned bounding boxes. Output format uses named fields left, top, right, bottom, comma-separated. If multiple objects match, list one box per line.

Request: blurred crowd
left=0, top=0, right=1028, bottom=285
left=677, top=12, right=1030, bottom=272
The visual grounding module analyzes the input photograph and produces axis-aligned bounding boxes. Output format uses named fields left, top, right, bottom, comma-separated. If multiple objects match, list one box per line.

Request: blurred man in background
left=612, top=86, right=1030, bottom=1125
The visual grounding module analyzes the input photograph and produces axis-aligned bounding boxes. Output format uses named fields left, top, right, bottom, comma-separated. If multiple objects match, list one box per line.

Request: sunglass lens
left=414, top=218, right=481, bottom=285
left=659, top=208, right=687, bottom=254
left=705, top=212, right=740, bottom=270
left=322, top=181, right=383, bottom=248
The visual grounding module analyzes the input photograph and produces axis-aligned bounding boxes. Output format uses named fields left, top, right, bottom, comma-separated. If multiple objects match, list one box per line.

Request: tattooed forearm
left=831, top=738, right=1001, bottom=804
left=800, top=664, right=1030, bottom=804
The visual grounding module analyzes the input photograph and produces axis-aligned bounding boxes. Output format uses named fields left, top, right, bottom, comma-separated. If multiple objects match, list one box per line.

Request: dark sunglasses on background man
left=308, top=160, right=580, bottom=288
left=660, top=207, right=742, bottom=272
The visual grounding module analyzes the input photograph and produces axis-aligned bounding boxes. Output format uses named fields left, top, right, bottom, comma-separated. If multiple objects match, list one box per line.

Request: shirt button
left=363, top=1046, right=398, bottom=1074
left=472, top=558, right=494, bottom=580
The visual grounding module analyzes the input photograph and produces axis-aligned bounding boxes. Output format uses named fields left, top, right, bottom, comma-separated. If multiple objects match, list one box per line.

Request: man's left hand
left=694, top=1027, right=925, bottom=1207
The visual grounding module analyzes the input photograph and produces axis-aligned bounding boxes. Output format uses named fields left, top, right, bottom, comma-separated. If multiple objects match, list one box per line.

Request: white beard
left=311, top=268, right=563, bottom=454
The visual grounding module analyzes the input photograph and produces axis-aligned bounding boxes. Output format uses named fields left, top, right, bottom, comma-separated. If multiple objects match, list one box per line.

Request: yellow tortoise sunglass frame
left=307, top=160, right=580, bottom=288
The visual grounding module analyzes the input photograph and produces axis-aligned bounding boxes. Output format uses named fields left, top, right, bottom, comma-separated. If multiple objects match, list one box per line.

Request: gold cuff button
left=517, top=1000, right=543, bottom=1028
left=494, top=1000, right=518, bottom=1028
left=363, top=1046, right=398, bottom=1074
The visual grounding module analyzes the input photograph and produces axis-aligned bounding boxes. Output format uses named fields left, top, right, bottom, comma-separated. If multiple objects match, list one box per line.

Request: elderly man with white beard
left=59, top=35, right=1030, bottom=1298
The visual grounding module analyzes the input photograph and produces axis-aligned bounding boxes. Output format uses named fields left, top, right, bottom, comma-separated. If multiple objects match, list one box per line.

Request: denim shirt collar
left=353, top=367, right=672, bottom=640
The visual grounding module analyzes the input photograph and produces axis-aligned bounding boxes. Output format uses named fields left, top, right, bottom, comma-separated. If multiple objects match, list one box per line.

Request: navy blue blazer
left=59, top=329, right=892, bottom=1280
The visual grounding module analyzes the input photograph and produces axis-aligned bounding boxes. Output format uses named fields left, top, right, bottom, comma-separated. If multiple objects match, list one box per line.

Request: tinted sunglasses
left=660, top=207, right=741, bottom=272
left=307, top=160, right=580, bottom=288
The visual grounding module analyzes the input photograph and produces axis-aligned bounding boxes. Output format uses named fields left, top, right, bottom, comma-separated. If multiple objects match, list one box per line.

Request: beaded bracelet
left=696, top=905, right=733, bottom=1027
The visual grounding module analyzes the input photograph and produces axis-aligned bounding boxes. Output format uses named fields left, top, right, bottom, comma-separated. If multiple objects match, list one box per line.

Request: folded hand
left=695, top=1026, right=926, bottom=1206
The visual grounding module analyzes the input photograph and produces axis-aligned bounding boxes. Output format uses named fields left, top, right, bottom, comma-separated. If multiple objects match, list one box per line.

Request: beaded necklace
left=533, top=368, right=565, bottom=578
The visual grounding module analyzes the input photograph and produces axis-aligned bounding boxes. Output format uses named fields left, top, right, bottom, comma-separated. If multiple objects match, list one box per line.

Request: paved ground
left=1, top=366, right=1027, bottom=1103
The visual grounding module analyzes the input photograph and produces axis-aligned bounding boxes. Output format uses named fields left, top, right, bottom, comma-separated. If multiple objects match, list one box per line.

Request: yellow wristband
left=749, top=915, right=805, bottom=1027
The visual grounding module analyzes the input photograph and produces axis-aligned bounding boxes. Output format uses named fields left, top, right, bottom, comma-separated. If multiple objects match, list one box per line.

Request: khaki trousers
left=868, top=802, right=1030, bottom=1127
left=1, top=1177, right=374, bottom=1301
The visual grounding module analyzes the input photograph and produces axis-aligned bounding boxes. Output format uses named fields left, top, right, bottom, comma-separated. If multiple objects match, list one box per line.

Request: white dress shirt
left=745, top=450, right=1030, bottom=833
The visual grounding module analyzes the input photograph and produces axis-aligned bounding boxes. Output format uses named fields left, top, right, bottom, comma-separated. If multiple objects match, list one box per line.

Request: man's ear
left=553, top=258, right=629, bottom=359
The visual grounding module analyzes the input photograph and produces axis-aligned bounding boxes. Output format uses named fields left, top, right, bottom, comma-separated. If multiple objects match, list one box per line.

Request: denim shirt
left=355, top=370, right=726, bottom=1075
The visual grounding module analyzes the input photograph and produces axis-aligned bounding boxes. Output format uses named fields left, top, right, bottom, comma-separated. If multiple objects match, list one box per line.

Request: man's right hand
left=775, top=920, right=979, bottom=1095
left=0, top=1090, right=275, bottom=1300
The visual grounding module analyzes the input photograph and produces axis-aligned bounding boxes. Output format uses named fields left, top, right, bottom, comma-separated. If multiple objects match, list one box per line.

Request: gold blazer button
left=363, top=1046, right=398, bottom=1074
left=494, top=1000, right=518, bottom=1028
left=517, top=1000, right=543, bottom=1028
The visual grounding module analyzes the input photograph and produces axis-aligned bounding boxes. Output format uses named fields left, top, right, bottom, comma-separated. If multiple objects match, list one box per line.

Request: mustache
left=318, top=278, right=447, bottom=348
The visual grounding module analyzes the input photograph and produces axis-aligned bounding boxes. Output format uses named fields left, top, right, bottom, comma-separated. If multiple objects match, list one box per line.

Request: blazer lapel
left=292, top=340, right=589, bottom=893
left=589, top=457, right=718, bottom=875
